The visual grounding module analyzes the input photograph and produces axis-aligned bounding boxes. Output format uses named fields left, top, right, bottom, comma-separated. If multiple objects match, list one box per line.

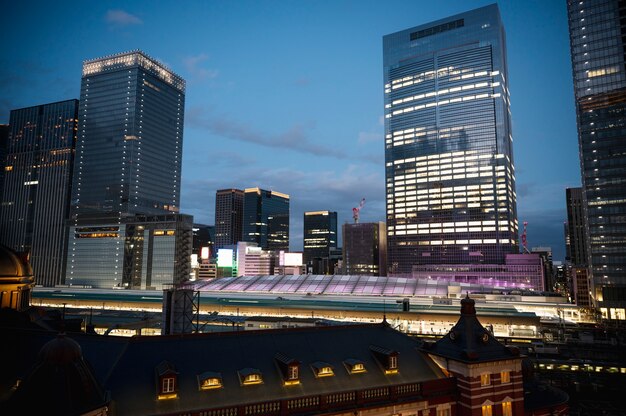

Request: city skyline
left=2, top=1, right=579, bottom=260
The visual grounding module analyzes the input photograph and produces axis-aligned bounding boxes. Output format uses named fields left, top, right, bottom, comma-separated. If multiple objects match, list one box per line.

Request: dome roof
left=0, top=244, right=33, bottom=278
left=38, top=334, right=83, bottom=365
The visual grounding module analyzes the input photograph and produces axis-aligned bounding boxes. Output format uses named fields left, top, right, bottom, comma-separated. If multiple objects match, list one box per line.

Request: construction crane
left=521, top=221, right=530, bottom=253
left=352, top=198, right=366, bottom=223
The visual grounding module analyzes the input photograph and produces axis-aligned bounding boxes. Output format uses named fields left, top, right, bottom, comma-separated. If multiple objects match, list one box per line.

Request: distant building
left=565, top=187, right=587, bottom=266
left=66, top=213, right=192, bottom=290
left=567, top=0, right=626, bottom=320
left=343, top=222, right=387, bottom=276
left=572, top=267, right=591, bottom=309
left=384, top=5, right=518, bottom=274
left=412, top=253, right=545, bottom=291
left=303, top=210, right=337, bottom=274
left=0, top=124, right=8, bottom=199
left=0, top=100, right=78, bottom=286
left=192, top=223, right=214, bottom=257
left=214, top=188, right=243, bottom=249
left=236, top=242, right=275, bottom=276
left=242, top=187, right=289, bottom=251
left=531, top=247, right=553, bottom=292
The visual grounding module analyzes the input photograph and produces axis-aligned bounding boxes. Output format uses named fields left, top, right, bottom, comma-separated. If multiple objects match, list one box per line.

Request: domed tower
left=423, top=295, right=524, bottom=416
left=5, top=333, right=109, bottom=415
left=0, top=245, right=35, bottom=311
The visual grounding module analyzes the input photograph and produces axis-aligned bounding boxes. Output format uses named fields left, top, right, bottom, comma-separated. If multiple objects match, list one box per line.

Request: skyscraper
left=342, top=222, right=387, bottom=276
left=0, top=124, right=9, bottom=198
left=565, top=187, right=587, bottom=266
left=303, top=210, right=337, bottom=274
left=383, top=5, right=518, bottom=275
left=71, top=50, right=185, bottom=220
left=214, top=188, right=244, bottom=250
left=242, top=188, right=289, bottom=251
left=65, top=51, right=190, bottom=289
left=567, top=0, right=626, bottom=320
left=0, top=100, right=78, bottom=286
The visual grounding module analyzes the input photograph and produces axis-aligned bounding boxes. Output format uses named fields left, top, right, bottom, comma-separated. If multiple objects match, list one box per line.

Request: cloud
left=186, top=106, right=347, bottom=158
left=294, top=77, right=310, bottom=86
left=183, top=53, right=219, bottom=81
left=358, top=131, right=383, bottom=144
left=105, top=9, right=142, bottom=26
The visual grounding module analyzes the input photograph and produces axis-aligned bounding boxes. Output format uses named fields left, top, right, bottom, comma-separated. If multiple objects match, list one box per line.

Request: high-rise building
left=0, top=124, right=9, bottom=198
left=342, top=222, right=387, bottom=276
left=531, top=246, right=554, bottom=291
left=383, top=5, right=518, bottom=275
left=0, top=100, right=78, bottom=286
left=214, top=188, right=244, bottom=249
left=565, top=187, right=587, bottom=266
left=71, top=50, right=185, bottom=220
left=567, top=0, right=626, bottom=320
left=242, top=188, right=289, bottom=251
left=303, top=210, right=337, bottom=274
left=66, top=51, right=190, bottom=289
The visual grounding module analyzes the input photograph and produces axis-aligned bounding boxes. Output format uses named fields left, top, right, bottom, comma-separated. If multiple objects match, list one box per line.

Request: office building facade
left=66, top=213, right=192, bottom=289
left=342, top=222, right=387, bottom=276
left=0, top=124, right=8, bottom=198
left=214, top=188, right=244, bottom=249
left=383, top=5, right=518, bottom=274
left=71, top=50, right=185, bottom=220
left=567, top=0, right=626, bottom=319
left=565, top=187, right=587, bottom=266
left=66, top=51, right=189, bottom=288
left=303, top=210, right=337, bottom=274
left=242, top=188, right=289, bottom=251
left=0, top=100, right=78, bottom=286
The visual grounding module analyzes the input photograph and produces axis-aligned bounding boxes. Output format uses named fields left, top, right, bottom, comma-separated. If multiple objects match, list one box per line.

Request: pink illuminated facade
left=411, top=254, right=545, bottom=291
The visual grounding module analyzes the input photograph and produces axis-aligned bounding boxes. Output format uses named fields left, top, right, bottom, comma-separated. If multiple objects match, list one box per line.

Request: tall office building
left=342, top=222, right=387, bottom=276
left=0, top=100, right=78, bottom=286
left=66, top=51, right=190, bottom=289
left=71, top=50, right=184, bottom=220
left=303, top=210, right=337, bottom=274
left=565, top=187, right=587, bottom=266
left=0, top=124, right=9, bottom=198
left=242, top=188, right=289, bottom=251
left=214, top=188, right=244, bottom=250
left=567, top=0, right=626, bottom=320
left=383, top=5, right=518, bottom=275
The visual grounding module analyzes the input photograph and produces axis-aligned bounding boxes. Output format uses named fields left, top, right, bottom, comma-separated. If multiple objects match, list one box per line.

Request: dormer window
left=275, top=353, right=300, bottom=386
left=370, top=345, right=399, bottom=374
left=239, top=368, right=263, bottom=385
left=197, top=372, right=223, bottom=390
left=344, top=359, right=367, bottom=374
left=311, top=361, right=334, bottom=378
left=155, top=360, right=178, bottom=400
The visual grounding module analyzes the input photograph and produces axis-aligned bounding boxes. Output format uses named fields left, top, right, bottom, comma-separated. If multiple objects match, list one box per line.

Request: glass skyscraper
left=567, top=0, right=626, bottom=320
left=242, top=188, right=289, bottom=251
left=215, top=188, right=244, bottom=250
left=66, top=51, right=190, bottom=289
left=0, top=100, right=78, bottom=287
left=383, top=5, right=518, bottom=275
left=303, top=210, right=337, bottom=273
left=71, top=50, right=185, bottom=220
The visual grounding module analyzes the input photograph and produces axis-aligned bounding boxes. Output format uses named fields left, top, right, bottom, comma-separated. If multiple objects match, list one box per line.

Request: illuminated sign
left=217, top=249, right=234, bottom=268
left=201, top=247, right=210, bottom=260
left=280, top=252, right=303, bottom=266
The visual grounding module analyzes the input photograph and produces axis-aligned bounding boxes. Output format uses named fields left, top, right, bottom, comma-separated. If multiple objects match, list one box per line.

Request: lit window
left=502, top=401, right=512, bottom=416
left=288, top=365, right=298, bottom=380
left=482, top=405, right=493, bottom=416
left=481, top=373, right=491, bottom=386
left=501, top=371, right=510, bottom=383
left=162, top=377, right=175, bottom=393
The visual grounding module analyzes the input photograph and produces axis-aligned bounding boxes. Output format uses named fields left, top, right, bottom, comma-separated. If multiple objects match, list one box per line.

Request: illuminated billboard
left=280, top=251, right=303, bottom=266
left=217, top=249, right=234, bottom=268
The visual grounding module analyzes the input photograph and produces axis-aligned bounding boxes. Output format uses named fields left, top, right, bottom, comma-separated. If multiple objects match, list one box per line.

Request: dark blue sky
left=1, top=0, right=579, bottom=260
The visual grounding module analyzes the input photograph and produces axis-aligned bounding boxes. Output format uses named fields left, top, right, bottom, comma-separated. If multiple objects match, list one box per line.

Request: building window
left=345, top=359, right=367, bottom=374
left=481, top=405, right=493, bottom=416
left=239, top=368, right=263, bottom=385
left=198, top=372, right=223, bottom=390
left=436, top=408, right=451, bottom=416
left=501, top=370, right=510, bottom=383
left=312, top=361, right=334, bottom=378
left=480, top=373, right=491, bottom=386
left=502, top=401, right=512, bottom=416
left=389, top=355, right=398, bottom=369
left=162, top=377, right=175, bottom=393
left=288, top=365, right=298, bottom=380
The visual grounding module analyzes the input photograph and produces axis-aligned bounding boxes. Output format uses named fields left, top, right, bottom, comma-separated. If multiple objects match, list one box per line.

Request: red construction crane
left=352, top=198, right=366, bottom=223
